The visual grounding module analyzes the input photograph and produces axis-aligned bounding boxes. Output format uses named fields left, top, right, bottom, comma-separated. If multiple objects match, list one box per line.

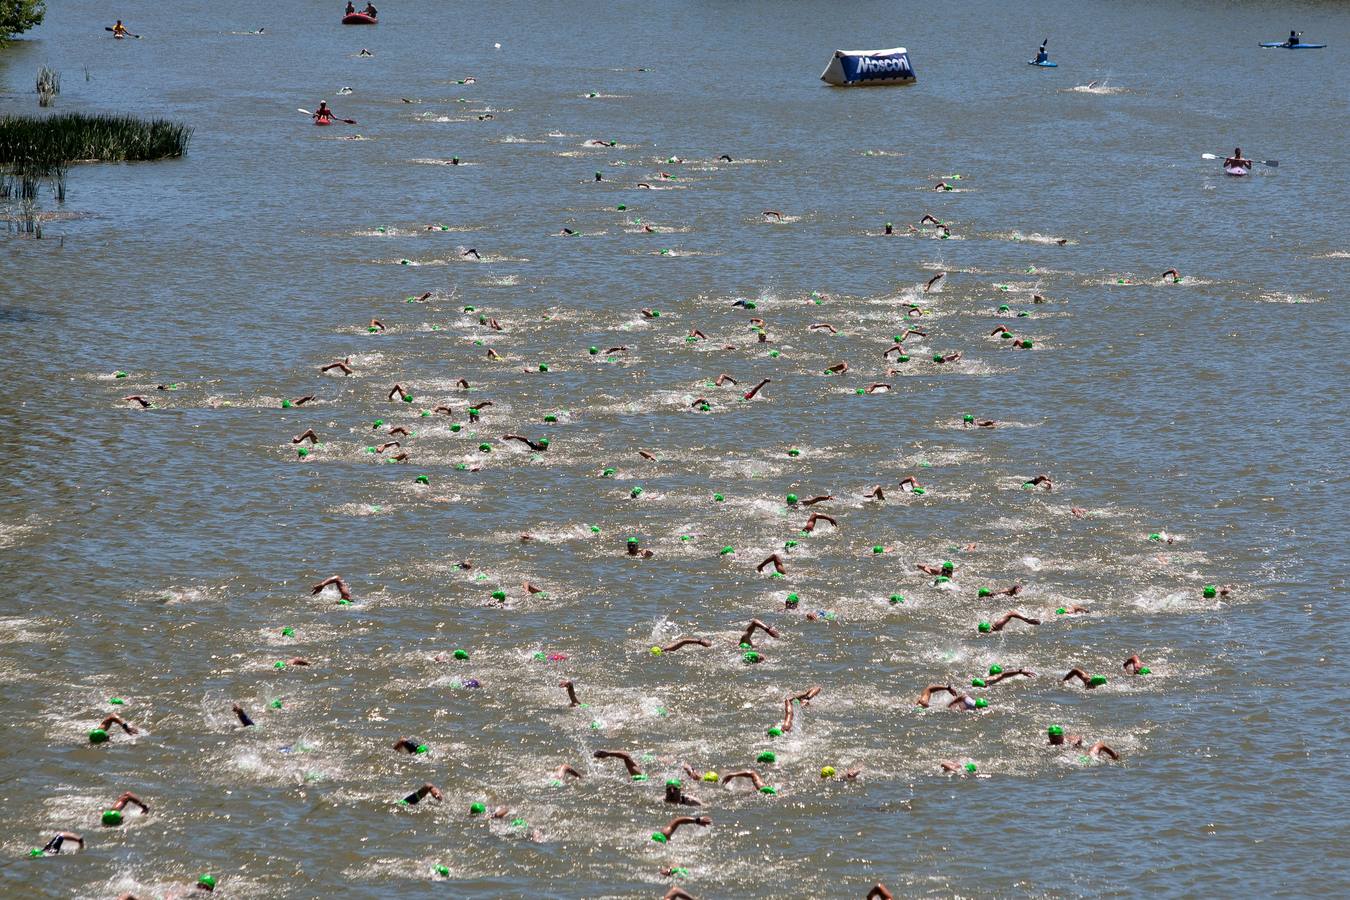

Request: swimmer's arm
left=721, top=770, right=764, bottom=789
left=661, top=637, right=712, bottom=652
left=799, top=495, right=833, bottom=506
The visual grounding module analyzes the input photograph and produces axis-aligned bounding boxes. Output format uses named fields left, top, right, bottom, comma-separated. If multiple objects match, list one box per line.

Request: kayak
left=315, top=116, right=332, bottom=126
left=342, top=13, right=377, bottom=24
left=1259, top=41, right=1325, bottom=49
left=1224, top=164, right=1250, bottom=177
left=1028, top=59, right=1057, bottom=67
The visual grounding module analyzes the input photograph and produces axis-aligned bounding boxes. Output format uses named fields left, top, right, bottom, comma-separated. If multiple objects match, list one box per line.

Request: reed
left=0, top=112, right=192, bottom=165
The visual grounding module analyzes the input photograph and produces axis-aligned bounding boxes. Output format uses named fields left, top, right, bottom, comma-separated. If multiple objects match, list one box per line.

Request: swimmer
left=321, top=358, right=352, bottom=375
left=934, top=181, right=954, bottom=191
left=560, top=227, right=577, bottom=235
left=105, top=791, right=150, bottom=818
left=1070, top=506, right=1087, bottom=518
left=503, top=434, right=549, bottom=451
left=737, top=618, right=779, bottom=648
left=402, top=783, right=444, bottom=805
left=984, top=668, right=1036, bottom=685
left=661, top=637, right=711, bottom=652
left=809, top=323, right=837, bottom=334
left=897, top=476, right=920, bottom=492
left=719, top=154, right=732, bottom=162
left=935, top=351, right=961, bottom=363
left=231, top=703, right=254, bottom=727
left=1122, top=654, right=1147, bottom=674
left=714, top=374, right=739, bottom=386
left=690, top=397, right=712, bottom=409
left=664, top=780, right=701, bottom=806
left=1062, top=668, right=1106, bottom=689
left=688, top=329, right=707, bottom=341
left=1161, top=268, right=1181, bottom=283
left=1024, top=474, right=1054, bottom=491
left=93, top=713, right=139, bottom=738
left=559, top=679, right=582, bottom=707
left=1058, top=604, right=1091, bottom=615
left=985, top=611, right=1040, bottom=632
left=939, top=760, right=976, bottom=774
left=368, top=319, right=385, bottom=331
left=802, top=513, right=837, bottom=533
left=1032, top=294, right=1048, bottom=304
left=915, top=684, right=957, bottom=708
left=311, top=575, right=352, bottom=600
left=553, top=763, right=583, bottom=781
left=989, top=325, right=1015, bottom=336
left=762, top=211, right=784, bottom=221
left=476, top=113, right=493, bottom=121
left=864, top=485, right=886, bottom=500
left=925, top=272, right=946, bottom=292
left=642, top=225, right=656, bottom=233
left=915, top=562, right=953, bottom=577
left=721, top=770, right=766, bottom=791
left=756, top=554, right=787, bottom=575
left=864, top=383, right=891, bottom=393
left=432, top=405, right=454, bottom=416
left=40, top=832, right=84, bottom=854
left=592, top=749, right=643, bottom=777
left=392, top=738, right=426, bottom=753
left=657, top=815, right=711, bottom=841
left=626, top=538, right=653, bottom=558
left=824, top=362, right=849, bottom=374
left=121, top=395, right=153, bottom=408
left=636, top=183, right=652, bottom=189
left=743, top=378, right=771, bottom=400
left=462, top=248, right=481, bottom=259
left=641, top=308, right=660, bottom=318
left=388, top=383, right=413, bottom=402
left=947, top=692, right=987, bottom=711
left=868, top=885, right=894, bottom=900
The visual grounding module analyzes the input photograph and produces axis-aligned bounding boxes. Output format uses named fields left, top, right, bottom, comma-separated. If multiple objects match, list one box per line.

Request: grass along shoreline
left=0, top=112, right=192, bottom=165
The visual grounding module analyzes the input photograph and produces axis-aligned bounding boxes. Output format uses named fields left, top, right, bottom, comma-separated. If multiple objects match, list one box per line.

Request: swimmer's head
left=1048, top=725, right=1064, bottom=745
left=101, top=809, right=123, bottom=826
left=978, top=621, right=992, bottom=633
left=88, top=728, right=109, bottom=744
left=820, top=766, right=836, bottom=778
left=988, top=664, right=1003, bottom=675
left=756, top=751, right=776, bottom=764
left=974, top=698, right=988, bottom=709
left=197, top=874, right=216, bottom=891
left=702, top=771, right=719, bottom=783
left=469, top=802, right=486, bottom=815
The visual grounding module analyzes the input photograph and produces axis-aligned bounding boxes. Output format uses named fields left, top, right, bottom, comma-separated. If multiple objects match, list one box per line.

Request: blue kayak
left=1259, top=41, right=1325, bottom=49
left=1028, top=59, right=1058, bottom=67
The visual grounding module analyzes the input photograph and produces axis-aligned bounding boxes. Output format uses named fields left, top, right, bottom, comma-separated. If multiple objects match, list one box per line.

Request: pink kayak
left=1224, top=163, right=1250, bottom=177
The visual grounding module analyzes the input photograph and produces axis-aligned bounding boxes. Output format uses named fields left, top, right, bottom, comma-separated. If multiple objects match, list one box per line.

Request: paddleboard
left=1224, top=164, right=1249, bottom=177
left=1259, top=41, right=1325, bottom=49
left=342, top=13, right=377, bottom=24
left=1028, top=59, right=1057, bottom=67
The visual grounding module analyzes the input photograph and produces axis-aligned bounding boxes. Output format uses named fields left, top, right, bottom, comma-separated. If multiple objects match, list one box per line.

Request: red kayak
left=315, top=116, right=332, bottom=126
left=342, top=13, right=377, bottom=24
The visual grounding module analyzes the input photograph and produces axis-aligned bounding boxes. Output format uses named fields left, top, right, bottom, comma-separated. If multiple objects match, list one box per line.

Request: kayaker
left=312, top=102, right=334, bottom=124
left=112, top=20, right=129, bottom=37
left=1224, top=147, right=1252, bottom=172
left=1034, top=40, right=1049, bottom=64
left=345, top=2, right=355, bottom=14
left=1286, top=30, right=1301, bottom=47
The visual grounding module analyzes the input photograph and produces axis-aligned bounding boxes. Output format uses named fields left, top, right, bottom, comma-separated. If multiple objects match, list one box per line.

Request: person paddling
left=313, top=102, right=336, bottom=125
left=1034, top=39, right=1049, bottom=64
left=1285, top=30, right=1301, bottom=48
left=1224, top=147, right=1252, bottom=173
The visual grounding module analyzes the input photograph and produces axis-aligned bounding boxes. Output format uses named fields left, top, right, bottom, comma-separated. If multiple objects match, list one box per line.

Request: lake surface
left=2, top=0, right=1347, bottom=896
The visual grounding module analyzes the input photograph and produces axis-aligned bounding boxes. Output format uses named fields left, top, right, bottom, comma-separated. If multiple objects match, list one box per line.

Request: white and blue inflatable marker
left=821, top=48, right=916, bottom=86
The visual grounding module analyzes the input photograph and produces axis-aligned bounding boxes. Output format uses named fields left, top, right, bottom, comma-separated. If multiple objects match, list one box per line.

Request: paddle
left=105, top=26, right=142, bottom=38
left=1202, top=153, right=1278, bottom=168
left=297, top=108, right=358, bottom=125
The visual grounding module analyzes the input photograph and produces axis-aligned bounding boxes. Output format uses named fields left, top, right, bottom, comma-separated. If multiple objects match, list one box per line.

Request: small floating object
left=820, top=47, right=916, bottom=85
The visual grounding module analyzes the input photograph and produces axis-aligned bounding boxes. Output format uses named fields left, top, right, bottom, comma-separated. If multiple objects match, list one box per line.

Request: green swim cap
left=544, top=414, right=558, bottom=422
left=539, top=363, right=550, bottom=372
left=1203, top=584, right=1217, bottom=598
left=666, top=779, right=683, bottom=788
left=872, top=545, right=885, bottom=554
left=932, top=354, right=945, bottom=363
left=971, top=677, right=986, bottom=687
left=281, top=399, right=292, bottom=409
left=784, top=540, right=798, bottom=549
left=977, top=587, right=991, bottom=597
left=631, top=774, right=648, bottom=782
left=491, top=590, right=506, bottom=600
left=889, top=593, right=905, bottom=604
left=270, top=699, right=283, bottom=709
left=631, top=486, right=644, bottom=497
left=651, top=832, right=667, bottom=843
left=787, top=448, right=800, bottom=456
left=197, top=875, right=216, bottom=889
left=974, top=698, right=988, bottom=709
left=713, top=493, right=724, bottom=502
left=469, top=802, right=486, bottom=815
left=702, top=771, right=719, bottom=782
left=434, top=865, right=450, bottom=877
left=1056, top=607, right=1067, bottom=615
left=978, top=621, right=992, bottom=633
left=1048, top=725, right=1063, bottom=736
left=28, top=848, right=43, bottom=856
left=743, top=651, right=761, bottom=663
left=274, top=661, right=286, bottom=669
left=450, top=423, right=462, bottom=432
left=1138, top=667, right=1151, bottom=675
left=988, top=664, right=1003, bottom=675
left=416, top=744, right=429, bottom=754
left=1089, top=675, right=1107, bottom=687
left=454, top=649, right=470, bottom=660
left=88, top=727, right=110, bottom=743
left=479, top=442, right=492, bottom=452
left=617, top=204, right=626, bottom=210
left=934, top=575, right=950, bottom=584
left=101, top=809, right=123, bottom=826
left=767, top=726, right=782, bottom=736
left=759, top=785, right=777, bottom=794
left=964, top=763, right=977, bottom=773
left=415, top=475, right=429, bottom=484
left=963, top=414, right=974, bottom=422
left=786, top=493, right=798, bottom=504
left=756, top=751, right=776, bottom=763
left=1020, top=340, right=1033, bottom=349
left=720, top=546, right=734, bottom=555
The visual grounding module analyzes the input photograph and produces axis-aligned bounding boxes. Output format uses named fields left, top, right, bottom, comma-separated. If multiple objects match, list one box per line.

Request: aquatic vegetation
left=35, top=66, right=58, bottom=106
left=0, top=112, right=192, bottom=165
